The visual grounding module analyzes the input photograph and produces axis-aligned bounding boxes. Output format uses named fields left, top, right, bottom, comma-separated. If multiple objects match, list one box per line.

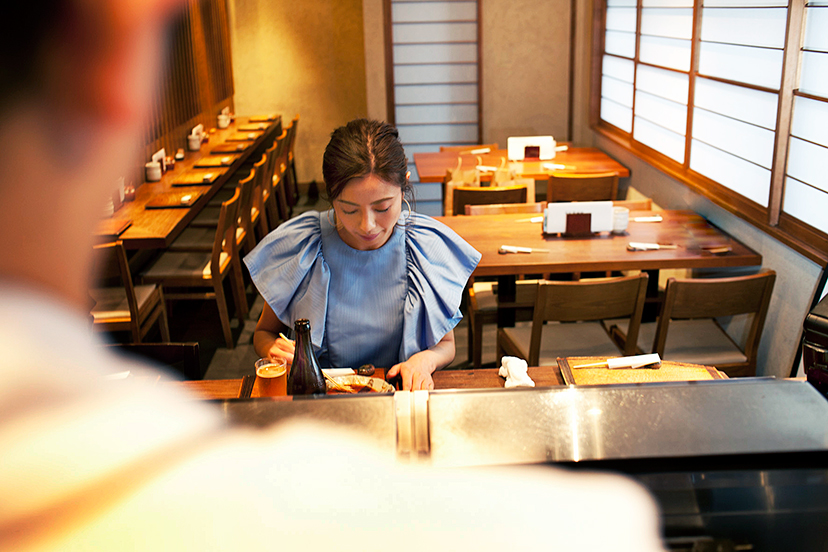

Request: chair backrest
left=236, top=166, right=257, bottom=250
left=91, top=240, right=138, bottom=320
left=527, top=273, right=649, bottom=364
left=465, top=201, right=547, bottom=216
left=613, top=198, right=652, bottom=211
left=286, top=114, right=299, bottom=156
left=547, top=171, right=619, bottom=202
left=653, top=270, right=776, bottom=374
left=440, top=143, right=499, bottom=153
left=452, top=184, right=528, bottom=216
left=211, top=186, right=241, bottom=276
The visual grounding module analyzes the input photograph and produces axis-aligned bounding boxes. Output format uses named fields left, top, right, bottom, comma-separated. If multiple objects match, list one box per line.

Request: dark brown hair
left=322, top=119, right=412, bottom=203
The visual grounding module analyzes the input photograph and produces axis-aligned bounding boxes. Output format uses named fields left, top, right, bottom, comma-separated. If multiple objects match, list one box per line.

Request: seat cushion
left=610, top=318, right=747, bottom=366
left=89, top=285, right=157, bottom=321
left=141, top=252, right=213, bottom=281
left=89, top=287, right=129, bottom=320
left=501, top=321, right=622, bottom=365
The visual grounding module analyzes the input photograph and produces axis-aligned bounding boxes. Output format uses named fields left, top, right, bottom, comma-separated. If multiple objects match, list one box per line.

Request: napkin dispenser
left=543, top=201, right=613, bottom=236
left=507, top=136, right=556, bottom=160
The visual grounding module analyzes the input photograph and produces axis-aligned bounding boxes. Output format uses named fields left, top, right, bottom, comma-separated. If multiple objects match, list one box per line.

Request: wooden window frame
left=591, top=0, right=828, bottom=266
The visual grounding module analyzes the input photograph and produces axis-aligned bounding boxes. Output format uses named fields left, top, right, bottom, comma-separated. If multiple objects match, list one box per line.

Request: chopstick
left=239, top=374, right=255, bottom=398
left=279, top=332, right=294, bottom=344
left=576, top=354, right=662, bottom=370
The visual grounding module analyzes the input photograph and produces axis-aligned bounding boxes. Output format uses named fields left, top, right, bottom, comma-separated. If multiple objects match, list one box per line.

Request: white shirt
left=0, top=284, right=665, bottom=551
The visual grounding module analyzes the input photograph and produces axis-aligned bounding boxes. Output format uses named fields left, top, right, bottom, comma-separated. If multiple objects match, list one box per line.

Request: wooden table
left=436, top=209, right=761, bottom=277
left=96, top=115, right=281, bottom=250
left=437, top=209, right=762, bottom=324
left=413, top=147, right=631, bottom=183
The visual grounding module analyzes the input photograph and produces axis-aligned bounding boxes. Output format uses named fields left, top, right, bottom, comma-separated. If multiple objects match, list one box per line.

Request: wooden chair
left=105, top=342, right=202, bottom=380
left=467, top=280, right=538, bottom=368
left=611, top=270, right=776, bottom=377
left=452, top=183, right=528, bottom=216
left=285, top=114, right=300, bottom=206
left=440, top=143, right=499, bottom=154
left=497, top=273, right=649, bottom=366
left=279, top=117, right=298, bottom=209
left=547, top=171, right=619, bottom=203
left=265, top=130, right=291, bottom=225
left=171, top=167, right=258, bottom=255
left=140, top=187, right=248, bottom=349
left=465, top=201, right=547, bottom=216
left=90, top=241, right=170, bottom=343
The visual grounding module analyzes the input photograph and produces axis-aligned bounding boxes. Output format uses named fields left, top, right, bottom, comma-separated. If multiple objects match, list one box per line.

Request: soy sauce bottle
left=287, top=319, right=326, bottom=396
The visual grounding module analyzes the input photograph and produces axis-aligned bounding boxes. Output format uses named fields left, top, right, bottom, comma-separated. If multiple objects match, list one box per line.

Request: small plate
left=326, top=375, right=394, bottom=394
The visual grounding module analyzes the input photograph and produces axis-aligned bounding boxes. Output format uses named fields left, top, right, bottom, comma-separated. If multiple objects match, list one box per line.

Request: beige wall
left=481, top=0, right=571, bottom=147
left=228, top=0, right=369, bottom=184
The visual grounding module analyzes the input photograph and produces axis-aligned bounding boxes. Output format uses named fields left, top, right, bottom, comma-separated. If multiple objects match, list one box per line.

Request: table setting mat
left=248, top=114, right=278, bottom=122
left=237, top=123, right=269, bottom=132
left=194, top=154, right=240, bottom=168
left=211, top=142, right=250, bottom=153
left=145, top=191, right=202, bottom=209
left=226, top=131, right=263, bottom=142
left=95, top=218, right=132, bottom=239
left=171, top=168, right=227, bottom=186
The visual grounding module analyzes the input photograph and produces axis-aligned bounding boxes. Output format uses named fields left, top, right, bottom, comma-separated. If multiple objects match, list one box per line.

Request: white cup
left=187, top=134, right=201, bottom=151
left=612, top=206, right=629, bottom=234
left=145, top=161, right=162, bottom=182
left=217, top=114, right=230, bottom=129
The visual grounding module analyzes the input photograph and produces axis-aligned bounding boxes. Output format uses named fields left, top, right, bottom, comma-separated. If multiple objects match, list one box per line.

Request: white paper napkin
left=498, top=356, right=535, bottom=388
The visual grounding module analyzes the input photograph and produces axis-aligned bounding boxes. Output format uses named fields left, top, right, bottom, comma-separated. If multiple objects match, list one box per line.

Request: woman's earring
left=403, top=197, right=412, bottom=221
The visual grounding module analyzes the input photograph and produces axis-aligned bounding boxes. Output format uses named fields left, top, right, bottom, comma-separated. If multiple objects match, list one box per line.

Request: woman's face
left=332, top=173, right=403, bottom=251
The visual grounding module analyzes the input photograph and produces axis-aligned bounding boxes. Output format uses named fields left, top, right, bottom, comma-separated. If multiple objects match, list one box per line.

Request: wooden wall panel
left=136, top=0, right=235, bottom=187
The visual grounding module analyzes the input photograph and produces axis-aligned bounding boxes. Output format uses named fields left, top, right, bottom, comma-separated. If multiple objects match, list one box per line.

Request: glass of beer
left=254, top=358, right=288, bottom=397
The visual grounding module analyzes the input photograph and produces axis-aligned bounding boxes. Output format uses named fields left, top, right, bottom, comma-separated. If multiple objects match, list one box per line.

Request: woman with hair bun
left=245, top=118, right=481, bottom=390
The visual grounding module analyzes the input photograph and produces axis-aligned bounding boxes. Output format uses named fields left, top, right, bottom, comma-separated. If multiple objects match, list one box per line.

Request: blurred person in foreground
left=0, top=1, right=665, bottom=550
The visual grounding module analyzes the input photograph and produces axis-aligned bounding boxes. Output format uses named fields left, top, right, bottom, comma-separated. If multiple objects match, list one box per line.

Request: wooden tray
left=211, top=143, right=249, bottom=154
left=558, top=356, right=725, bottom=386
left=145, top=191, right=202, bottom=209
left=171, top=168, right=227, bottom=186
left=237, top=123, right=269, bottom=132
left=194, top=154, right=240, bottom=168
left=248, top=114, right=278, bottom=122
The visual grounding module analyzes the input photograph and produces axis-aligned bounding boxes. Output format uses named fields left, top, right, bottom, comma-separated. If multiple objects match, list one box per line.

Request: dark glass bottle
left=287, top=319, right=326, bottom=396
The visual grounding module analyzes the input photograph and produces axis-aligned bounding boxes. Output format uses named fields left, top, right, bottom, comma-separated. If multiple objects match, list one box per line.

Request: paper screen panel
left=692, top=108, right=775, bottom=169
left=700, top=7, right=787, bottom=48
left=394, top=64, right=477, bottom=85
left=690, top=140, right=770, bottom=206
left=783, top=177, right=828, bottom=235
left=694, top=78, right=777, bottom=130
left=635, top=91, right=687, bottom=135
left=634, top=117, right=685, bottom=162
left=395, top=84, right=477, bottom=105
left=601, top=98, right=633, bottom=133
left=639, top=35, right=691, bottom=71
left=698, top=42, right=783, bottom=89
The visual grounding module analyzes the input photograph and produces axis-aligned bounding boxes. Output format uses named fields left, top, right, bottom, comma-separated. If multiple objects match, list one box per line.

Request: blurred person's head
left=0, top=0, right=182, bottom=307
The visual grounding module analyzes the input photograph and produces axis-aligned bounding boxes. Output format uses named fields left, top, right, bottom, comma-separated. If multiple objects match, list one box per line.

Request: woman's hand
left=266, top=335, right=295, bottom=366
left=387, top=357, right=435, bottom=391
left=386, top=330, right=456, bottom=391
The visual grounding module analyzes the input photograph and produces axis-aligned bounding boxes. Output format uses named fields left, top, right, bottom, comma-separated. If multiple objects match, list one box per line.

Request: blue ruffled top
left=243, top=211, right=481, bottom=369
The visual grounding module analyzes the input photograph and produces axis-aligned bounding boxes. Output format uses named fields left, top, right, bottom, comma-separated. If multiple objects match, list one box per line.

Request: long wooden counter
left=96, top=115, right=281, bottom=250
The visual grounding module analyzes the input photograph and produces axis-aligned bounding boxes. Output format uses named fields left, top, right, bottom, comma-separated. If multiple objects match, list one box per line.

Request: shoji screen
left=389, top=0, right=480, bottom=216
left=783, top=2, right=828, bottom=235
